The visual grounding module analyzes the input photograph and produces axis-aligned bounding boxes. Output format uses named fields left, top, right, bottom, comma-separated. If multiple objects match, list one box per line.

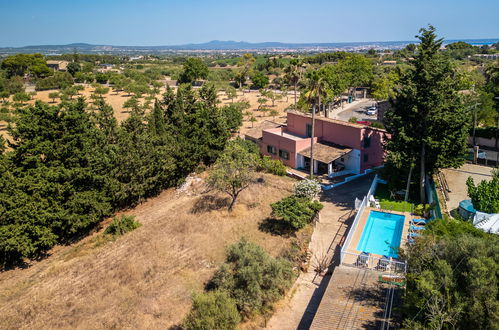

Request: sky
left=1, top=0, right=498, bottom=47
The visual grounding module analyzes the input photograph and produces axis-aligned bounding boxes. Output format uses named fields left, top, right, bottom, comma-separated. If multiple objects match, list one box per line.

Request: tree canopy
left=403, top=218, right=498, bottom=329
left=178, top=58, right=209, bottom=84
left=0, top=84, right=232, bottom=267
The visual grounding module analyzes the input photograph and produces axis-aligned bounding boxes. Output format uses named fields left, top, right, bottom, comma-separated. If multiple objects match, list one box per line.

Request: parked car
left=366, top=106, right=377, bottom=116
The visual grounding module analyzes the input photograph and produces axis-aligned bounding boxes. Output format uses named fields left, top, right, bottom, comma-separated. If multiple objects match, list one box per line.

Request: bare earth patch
left=0, top=172, right=304, bottom=329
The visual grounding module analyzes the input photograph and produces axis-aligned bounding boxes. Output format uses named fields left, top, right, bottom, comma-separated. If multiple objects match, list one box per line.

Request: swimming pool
left=356, top=211, right=405, bottom=258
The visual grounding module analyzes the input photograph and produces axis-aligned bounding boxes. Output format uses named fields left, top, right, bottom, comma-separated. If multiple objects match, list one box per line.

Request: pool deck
left=342, top=207, right=412, bottom=264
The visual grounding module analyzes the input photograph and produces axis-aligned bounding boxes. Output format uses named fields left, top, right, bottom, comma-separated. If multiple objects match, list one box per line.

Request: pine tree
left=384, top=26, right=470, bottom=203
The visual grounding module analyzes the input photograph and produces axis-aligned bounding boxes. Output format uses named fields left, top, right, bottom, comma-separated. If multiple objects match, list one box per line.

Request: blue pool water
left=356, top=211, right=405, bottom=258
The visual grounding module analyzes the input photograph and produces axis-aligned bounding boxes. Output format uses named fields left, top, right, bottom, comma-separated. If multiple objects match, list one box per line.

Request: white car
left=366, top=106, right=377, bottom=116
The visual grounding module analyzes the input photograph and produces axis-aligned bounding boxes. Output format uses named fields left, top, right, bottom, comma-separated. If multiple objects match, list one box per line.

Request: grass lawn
left=375, top=183, right=413, bottom=212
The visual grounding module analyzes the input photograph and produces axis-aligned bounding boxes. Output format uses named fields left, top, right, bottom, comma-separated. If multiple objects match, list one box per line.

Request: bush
left=251, top=72, right=269, bottom=89
left=183, top=290, right=240, bottom=330
left=470, top=126, right=497, bottom=139
left=258, top=156, right=286, bottom=176
left=466, top=169, right=499, bottom=213
left=35, top=72, right=73, bottom=91
left=210, top=238, right=294, bottom=318
left=271, top=196, right=323, bottom=230
left=105, top=215, right=141, bottom=236
left=294, top=179, right=321, bottom=200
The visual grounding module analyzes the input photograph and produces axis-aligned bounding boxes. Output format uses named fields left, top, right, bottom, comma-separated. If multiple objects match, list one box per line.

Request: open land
left=0, top=172, right=311, bottom=329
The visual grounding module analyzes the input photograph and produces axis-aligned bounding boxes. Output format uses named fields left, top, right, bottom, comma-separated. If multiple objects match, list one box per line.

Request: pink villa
left=246, top=111, right=387, bottom=177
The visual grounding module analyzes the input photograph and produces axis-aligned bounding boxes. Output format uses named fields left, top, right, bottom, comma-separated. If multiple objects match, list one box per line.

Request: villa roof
left=244, top=121, right=283, bottom=140
left=298, top=142, right=352, bottom=164
left=286, top=110, right=386, bottom=133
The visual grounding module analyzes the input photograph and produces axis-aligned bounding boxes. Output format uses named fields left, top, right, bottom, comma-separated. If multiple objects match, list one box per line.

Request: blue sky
left=1, top=0, right=498, bottom=47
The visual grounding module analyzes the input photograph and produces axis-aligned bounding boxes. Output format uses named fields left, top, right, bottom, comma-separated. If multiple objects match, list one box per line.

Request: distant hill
left=0, top=39, right=497, bottom=55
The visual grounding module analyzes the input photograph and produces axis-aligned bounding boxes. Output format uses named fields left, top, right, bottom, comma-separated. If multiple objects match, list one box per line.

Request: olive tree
left=207, top=140, right=258, bottom=211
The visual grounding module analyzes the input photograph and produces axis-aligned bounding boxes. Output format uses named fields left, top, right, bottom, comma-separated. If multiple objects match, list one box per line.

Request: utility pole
left=471, top=102, right=481, bottom=146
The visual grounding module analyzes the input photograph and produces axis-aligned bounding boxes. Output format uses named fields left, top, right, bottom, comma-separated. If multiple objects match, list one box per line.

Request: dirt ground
left=0, top=172, right=306, bottom=329
left=441, top=163, right=495, bottom=213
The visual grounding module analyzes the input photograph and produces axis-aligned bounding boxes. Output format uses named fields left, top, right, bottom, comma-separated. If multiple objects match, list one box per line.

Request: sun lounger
left=369, top=195, right=380, bottom=208
left=408, top=232, right=422, bottom=238
left=356, top=252, right=370, bottom=267
left=411, top=218, right=428, bottom=226
left=376, top=255, right=391, bottom=271
left=410, top=225, right=425, bottom=231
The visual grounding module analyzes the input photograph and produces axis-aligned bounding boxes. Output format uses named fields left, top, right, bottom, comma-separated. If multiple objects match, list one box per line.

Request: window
left=267, top=145, right=277, bottom=155
left=306, top=123, right=312, bottom=137
left=364, top=154, right=369, bottom=163
left=363, top=136, right=371, bottom=148
left=279, top=149, right=289, bottom=160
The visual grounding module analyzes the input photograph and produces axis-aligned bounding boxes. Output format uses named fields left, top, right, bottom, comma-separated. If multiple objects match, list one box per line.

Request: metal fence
left=340, top=250, right=407, bottom=274
left=339, top=174, right=378, bottom=264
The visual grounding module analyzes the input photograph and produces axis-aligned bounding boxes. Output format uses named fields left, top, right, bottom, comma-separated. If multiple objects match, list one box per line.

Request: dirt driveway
left=441, top=163, right=495, bottom=212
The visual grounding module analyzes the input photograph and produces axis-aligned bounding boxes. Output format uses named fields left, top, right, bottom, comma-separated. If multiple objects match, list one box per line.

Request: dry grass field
left=0, top=172, right=309, bottom=329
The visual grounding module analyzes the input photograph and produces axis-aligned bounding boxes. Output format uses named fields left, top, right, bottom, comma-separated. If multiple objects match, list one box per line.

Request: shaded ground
left=266, top=174, right=375, bottom=330
left=441, top=163, right=495, bottom=212
left=0, top=173, right=306, bottom=329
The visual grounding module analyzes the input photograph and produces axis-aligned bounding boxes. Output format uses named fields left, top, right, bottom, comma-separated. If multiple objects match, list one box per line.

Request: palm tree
left=303, top=71, right=329, bottom=177
left=285, top=59, right=302, bottom=108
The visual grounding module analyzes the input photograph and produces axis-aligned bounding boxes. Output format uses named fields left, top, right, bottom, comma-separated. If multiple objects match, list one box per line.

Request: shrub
left=210, top=238, right=294, bottom=318
left=232, top=137, right=260, bottom=155
left=294, top=179, right=321, bottom=200
left=183, top=290, right=240, bottom=330
left=105, top=215, right=141, bottom=236
left=466, top=169, right=499, bottom=213
left=271, top=196, right=323, bottom=230
left=258, top=156, right=286, bottom=176
left=221, top=104, right=243, bottom=132
left=35, top=72, right=73, bottom=91
left=348, top=116, right=358, bottom=123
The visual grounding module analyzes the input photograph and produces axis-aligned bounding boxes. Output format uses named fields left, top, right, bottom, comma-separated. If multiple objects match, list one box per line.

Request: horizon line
left=1, top=37, right=498, bottom=49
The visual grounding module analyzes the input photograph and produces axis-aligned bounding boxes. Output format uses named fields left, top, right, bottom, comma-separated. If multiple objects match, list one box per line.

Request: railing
left=339, top=174, right=378, bottom=263
left=340, top=250, right=407, bottom=274
left=328, top=169, right=354, bottom=178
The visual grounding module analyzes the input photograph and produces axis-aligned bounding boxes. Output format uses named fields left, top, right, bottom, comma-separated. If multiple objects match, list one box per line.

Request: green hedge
left=470, top=126, right=498, bottom=139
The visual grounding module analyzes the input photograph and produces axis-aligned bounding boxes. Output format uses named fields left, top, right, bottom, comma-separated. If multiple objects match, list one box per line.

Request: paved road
left=332, top=98, right=378, bottom=122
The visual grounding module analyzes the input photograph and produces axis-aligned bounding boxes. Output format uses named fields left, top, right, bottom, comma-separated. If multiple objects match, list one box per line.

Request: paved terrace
left=310, top=267, right=401, bottom=330
left=266, top=174, right=376, bottom=330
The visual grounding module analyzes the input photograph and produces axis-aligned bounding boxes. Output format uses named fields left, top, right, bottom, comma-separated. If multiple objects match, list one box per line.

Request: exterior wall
left=342, top=149, right=361, bottom=174
left=359, top=128, right=386, bottom=172
left=260, top=128, right=315, bottom=168
left=287, top=112, right=363, bottom=149
left=468, top=136, right=498, bottom=148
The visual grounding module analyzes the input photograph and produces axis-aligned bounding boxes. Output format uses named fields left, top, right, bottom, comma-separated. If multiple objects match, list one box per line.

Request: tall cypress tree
left=384, top=26, right=470, bottom=203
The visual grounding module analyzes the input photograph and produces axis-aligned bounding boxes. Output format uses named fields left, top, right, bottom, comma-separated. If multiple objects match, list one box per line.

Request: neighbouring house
left=46, top=60, right=69, bottom=72
left=472, top=54, right=499, bottom=60
left=97, top=63, right=115, bottom=73
left=246, top=110, right=387, bottom=177
left=381, top=60, right=397, bottom=65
